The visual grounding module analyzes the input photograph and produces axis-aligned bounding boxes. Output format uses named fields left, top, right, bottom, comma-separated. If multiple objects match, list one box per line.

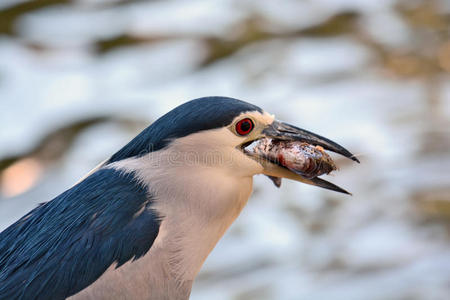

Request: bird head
left=107, top=96, right=358, bottom=194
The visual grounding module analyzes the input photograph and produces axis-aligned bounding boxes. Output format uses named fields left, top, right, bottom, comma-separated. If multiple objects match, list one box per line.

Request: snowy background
left=1, top=0, right=450, bottom=299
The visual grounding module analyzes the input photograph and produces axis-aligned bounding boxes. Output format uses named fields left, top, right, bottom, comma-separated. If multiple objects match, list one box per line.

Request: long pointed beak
left=256, top=120, right=359, bottom=194
left=260, top=158, right=352, bottom=194
left=263, top=120, right=359, bottom=163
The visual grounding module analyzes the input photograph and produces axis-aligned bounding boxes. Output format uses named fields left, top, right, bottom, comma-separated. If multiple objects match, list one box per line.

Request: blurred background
left=0, top=0, right=449, bottom=299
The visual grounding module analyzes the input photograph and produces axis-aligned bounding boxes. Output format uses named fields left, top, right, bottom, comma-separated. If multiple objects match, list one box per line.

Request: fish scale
left=246, top=138, right=337, bottom=179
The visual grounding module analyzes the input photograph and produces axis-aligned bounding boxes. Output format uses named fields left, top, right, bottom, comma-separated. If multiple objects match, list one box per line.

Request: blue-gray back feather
left=0, top=168, right=160, bottom=300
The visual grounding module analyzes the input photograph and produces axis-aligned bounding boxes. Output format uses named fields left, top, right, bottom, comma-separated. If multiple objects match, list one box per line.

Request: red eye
left=235, top=118, right=254, bottom=136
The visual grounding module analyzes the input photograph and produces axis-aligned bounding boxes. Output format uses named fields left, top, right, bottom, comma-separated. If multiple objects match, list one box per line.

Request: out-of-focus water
left=1, top=0, right=449, bottom=299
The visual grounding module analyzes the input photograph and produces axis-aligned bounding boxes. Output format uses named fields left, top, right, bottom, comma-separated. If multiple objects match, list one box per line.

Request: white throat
left=71, top=127, right=259, bottom=300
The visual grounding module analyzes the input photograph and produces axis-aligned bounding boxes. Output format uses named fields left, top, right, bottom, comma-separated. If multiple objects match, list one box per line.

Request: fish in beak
left=245, top=120, right=359, bottom=194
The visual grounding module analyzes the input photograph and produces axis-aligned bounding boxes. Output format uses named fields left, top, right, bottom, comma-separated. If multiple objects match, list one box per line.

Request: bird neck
left=106, top=150, right=254, bottom=297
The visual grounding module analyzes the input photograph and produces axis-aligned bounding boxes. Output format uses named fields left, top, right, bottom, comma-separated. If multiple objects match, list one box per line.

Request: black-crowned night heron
left=0, top=97, right=358, bottom=300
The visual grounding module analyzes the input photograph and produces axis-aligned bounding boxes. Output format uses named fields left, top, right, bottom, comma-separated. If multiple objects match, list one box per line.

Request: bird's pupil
left=241, top=121, right=251, bottom=132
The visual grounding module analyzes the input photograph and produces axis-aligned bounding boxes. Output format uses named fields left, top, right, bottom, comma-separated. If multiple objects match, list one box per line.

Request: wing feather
left=0, top=168, right=160, bottom=300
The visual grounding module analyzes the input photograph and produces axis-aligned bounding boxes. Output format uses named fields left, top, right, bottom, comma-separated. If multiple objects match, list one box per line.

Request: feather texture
left=107, top=96, right=262, bottom=163
left=0, top=168, right=160, bottom=300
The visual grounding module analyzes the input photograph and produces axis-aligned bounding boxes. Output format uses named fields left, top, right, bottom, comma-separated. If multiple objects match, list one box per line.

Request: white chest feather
left=70, top=137, right=256, bottom=300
